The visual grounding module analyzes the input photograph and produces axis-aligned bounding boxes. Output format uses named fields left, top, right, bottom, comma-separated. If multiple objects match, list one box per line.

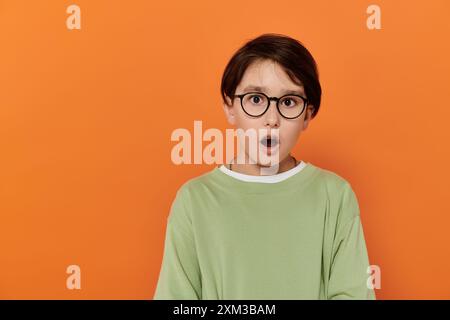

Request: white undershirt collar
left=219, top=160, right=307, bottom=183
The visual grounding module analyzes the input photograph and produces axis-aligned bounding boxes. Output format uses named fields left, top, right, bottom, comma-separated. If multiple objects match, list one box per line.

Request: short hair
left=221, top=33, right=322, bottom=118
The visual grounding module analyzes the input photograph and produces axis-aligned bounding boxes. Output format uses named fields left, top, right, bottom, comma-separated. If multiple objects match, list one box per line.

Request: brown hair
left=221, top=33, right=322, bottom=118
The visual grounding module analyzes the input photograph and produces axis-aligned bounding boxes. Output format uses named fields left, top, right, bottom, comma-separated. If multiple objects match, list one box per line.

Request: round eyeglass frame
left=232, top=91, right=309, bottom=119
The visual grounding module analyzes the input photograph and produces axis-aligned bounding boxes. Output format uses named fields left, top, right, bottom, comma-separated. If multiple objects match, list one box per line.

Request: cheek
left=235, top=114, right=263, bottom=131
left=284, top=119, right=303, bottom=133
left=280, top=122, right=303, bottom=146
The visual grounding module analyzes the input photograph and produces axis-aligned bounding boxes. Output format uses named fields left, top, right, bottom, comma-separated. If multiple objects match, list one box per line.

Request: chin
left=257, top=154, right=283, bottom=167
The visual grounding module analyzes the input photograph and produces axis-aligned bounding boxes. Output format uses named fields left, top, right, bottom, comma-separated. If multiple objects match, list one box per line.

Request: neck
left=229, top=154, right=297, bottom=176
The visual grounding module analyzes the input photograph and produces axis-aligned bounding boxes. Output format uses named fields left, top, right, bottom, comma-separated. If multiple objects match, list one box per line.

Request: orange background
left=1, top=0, right=449, bottom=299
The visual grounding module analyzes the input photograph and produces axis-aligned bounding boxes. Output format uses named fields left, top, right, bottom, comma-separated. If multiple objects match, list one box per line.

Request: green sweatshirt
left=153, top=161, right=376, bottom=300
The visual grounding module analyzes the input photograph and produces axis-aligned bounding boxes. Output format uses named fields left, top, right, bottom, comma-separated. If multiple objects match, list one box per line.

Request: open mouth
left=260, top=135, right=279, bottom=148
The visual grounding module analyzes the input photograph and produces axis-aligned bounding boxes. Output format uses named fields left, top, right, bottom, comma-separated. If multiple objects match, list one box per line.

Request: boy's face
left=223, top=59, right=314, bottom=167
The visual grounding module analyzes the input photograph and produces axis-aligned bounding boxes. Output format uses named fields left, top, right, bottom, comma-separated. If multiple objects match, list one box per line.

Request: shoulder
left=308, top=163, right=354, bottom=193
left=308, top=163, right=360, bottom=220
left=170, top=167, right=219, bottom=210
left=167, top=168, right=218, bottom=222
left=176, top=167, right=217, bottom=194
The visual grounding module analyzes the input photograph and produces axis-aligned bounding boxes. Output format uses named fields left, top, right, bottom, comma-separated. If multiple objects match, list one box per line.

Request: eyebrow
left=242, top=85, right=305, bottom=96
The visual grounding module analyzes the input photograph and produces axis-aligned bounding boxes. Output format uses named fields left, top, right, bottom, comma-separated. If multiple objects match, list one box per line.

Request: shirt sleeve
left=153, top=186, right=202, bottom=299
left=327, top=184, right=376, bottom=300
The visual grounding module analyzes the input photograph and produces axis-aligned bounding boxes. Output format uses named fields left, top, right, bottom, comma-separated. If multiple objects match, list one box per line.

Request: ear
left=222, top=96, right=236, bottom=126
left=302, top=105, right=315, bottom=130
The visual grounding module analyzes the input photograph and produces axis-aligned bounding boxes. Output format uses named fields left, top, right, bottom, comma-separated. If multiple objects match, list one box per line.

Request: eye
left=282, top=98, right=296, bottom=107
left=246, top=94, right=266, bottom=105
left=280, top=96, right=301, bottom=108
left=250, top=95, right=262, bottom=104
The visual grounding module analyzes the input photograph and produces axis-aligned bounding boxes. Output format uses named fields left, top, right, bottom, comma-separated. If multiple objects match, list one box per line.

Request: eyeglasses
left=232, top=91, right=308, bottom=119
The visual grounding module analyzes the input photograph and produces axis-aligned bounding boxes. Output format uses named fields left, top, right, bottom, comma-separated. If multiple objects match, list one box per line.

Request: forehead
left=237, top=59, right=304, bottom=95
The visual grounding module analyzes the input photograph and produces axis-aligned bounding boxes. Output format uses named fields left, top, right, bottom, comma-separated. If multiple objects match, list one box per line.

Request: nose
left=263, top=100, right=280, bottom=128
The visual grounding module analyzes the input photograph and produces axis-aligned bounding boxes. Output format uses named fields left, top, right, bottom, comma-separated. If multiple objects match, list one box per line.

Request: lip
left=259, top=135, right=280, bottom=155
left=260, top=134, right=279, bottom=146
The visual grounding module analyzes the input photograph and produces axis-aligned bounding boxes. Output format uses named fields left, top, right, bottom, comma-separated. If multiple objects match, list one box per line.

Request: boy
left=154, top=33, right=376, bottom=300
